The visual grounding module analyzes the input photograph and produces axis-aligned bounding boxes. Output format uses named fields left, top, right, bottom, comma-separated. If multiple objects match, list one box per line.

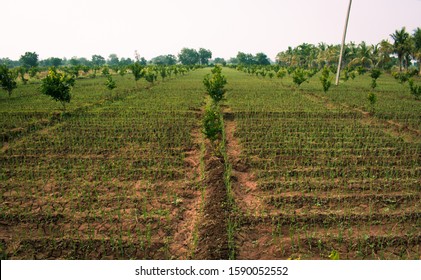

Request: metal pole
left=336, top=0, right=353, bottom=86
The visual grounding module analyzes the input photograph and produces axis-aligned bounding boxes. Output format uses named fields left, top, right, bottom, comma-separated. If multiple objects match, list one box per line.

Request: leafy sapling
left=370, top=69, right=382, bottom=90
left=292, top=68, right=308, bottom=87
left=0, top=65, right=18, bottom=97
left=129, top=62, right=144, bottom=86
left=40, top=67, right=75, bottom=111
left=320, top=67, right=332, bottom=93
left=408, top=79, right=421, bottom=100
left=367, top=92, right=377, bottom=114
left=104, top=75, right=117, bottom=99
left=203, top=65, right=227, bottom=103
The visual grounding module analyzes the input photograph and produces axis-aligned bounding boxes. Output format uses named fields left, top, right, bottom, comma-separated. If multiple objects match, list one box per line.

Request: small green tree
left=105, top=75, right=116, bottom=90
left=356, top=66, right=367, bottom=75
left=342, top=69, right=350, bottom=82
left=319, top=67, right=332, bottom=93
left=28, top=67, right=39, bottom=78
left=203, top=66, right=227, bottom=144
left=342, top=68, right=357, bottom=81
left=393, top=72, right=410, bottom=84
left=40, top=68, right=75, bottom=111
left=408, top=79, right=421, bottom=100
left=160, top=67, right=168, bottom=81
left=276, top=68, right=287, bottom=79
left=202, top=105, right=222, bottom=142
left=367, top=92, right=377, bottom=114
left=292, top=68, right=308, bottom=87
left=203, top=65, right=227, bottom=103
left=81, top=65, right=90, bottom=75
left=105, top=74, right=116, bottom=99
left=17, top=67, right=28, bottom=84
left=0, top=65, right=18, bottom=97
left=370, top=69, right=382, bottom=90
left=102, top=66, right=110, bottom=76
left=129, top=62, right=144, bottom=85
left=65, top=66, right=80, bottom=78
left=144, top=68, right=157, bottom=84
left=118, top=66, right=127, bottom=76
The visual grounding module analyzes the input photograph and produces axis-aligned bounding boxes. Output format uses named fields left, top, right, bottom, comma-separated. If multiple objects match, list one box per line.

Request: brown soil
left=194, top=142, right=229, bottom=259
left=235, top=218, right=421, bottom=260
left=223, top=110, right=268, bottom=259
left=169, top=129, right=203, bottom=259
left=224, top=115, right=263, bottom=214
left=0, top=127, right=205, bottom=260
left=222, top=93, right=420, bottom=260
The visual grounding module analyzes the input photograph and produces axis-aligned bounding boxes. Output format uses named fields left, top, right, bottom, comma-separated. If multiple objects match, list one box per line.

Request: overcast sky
left=1, top=0, right=420, bottom=61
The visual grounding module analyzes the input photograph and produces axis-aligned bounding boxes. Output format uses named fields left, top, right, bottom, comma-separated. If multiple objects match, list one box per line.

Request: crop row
left=224, top=68, right=420, bottom=259
left=0, top=68, right=209, bottom=259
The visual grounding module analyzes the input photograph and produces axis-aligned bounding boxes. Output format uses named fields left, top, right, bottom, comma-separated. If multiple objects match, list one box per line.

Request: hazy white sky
left=1, top=0, right=420, bottom=61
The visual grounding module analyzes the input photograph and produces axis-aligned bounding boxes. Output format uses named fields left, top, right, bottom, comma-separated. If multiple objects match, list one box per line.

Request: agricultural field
left=1, top=69, right=205, bottom=259
left=225, top=68, right=420, bottom=259
left=0, top=67, right=420, bottom=260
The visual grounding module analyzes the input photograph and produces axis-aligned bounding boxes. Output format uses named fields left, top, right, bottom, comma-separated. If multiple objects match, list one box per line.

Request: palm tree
left=413, top=27, right=421, bottom=75
left=349, top=41, right=373, bottom=68
left=316, top=43, right=328, bottom=67
left=391, top=27, right=411, bottom=72
left=377, top=40, right=393, bottom=69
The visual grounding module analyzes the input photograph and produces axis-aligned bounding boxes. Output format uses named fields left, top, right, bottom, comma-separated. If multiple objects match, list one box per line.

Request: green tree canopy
left=41, top=57, right=63, bottom=67
left=19, top=52, right=39, bottom=69
left=255, top=52, right=271, bottom=65
left=199, top=48, right=212, bottom=65
left=107, top=54, right=120, bottom=66
left=119, top=57, right=134, bottom=66
left=0, top=58, right=19, bottom=68
left=391, top=27, right=411, bottom=72
left=178, top=48, right=199, bottom=65
left=40, top=67, right=75, bottom=111
left=150, top=54, right=177, bottom=65
left=413, top=27, right=421, bottom=75
left=91, top=55, right=106, bottom=67
left=236, top=52, right=255, bottom=65
left=213, top=57, right=226, bottom=66
left=203, top=65, right=227, bottom=103
left=69, top=57, right=81, bottom=66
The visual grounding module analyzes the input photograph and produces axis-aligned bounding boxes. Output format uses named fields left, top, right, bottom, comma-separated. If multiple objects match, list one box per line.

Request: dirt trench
left=194, top=142, right=230, bottom=259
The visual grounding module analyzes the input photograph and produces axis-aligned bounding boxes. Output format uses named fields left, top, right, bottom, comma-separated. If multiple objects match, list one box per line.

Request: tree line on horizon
left=0, top=48, right=214, bottom=69
left=0, top=27, right=420, bottom=75
left=276, top=27, right=421, bottom=75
